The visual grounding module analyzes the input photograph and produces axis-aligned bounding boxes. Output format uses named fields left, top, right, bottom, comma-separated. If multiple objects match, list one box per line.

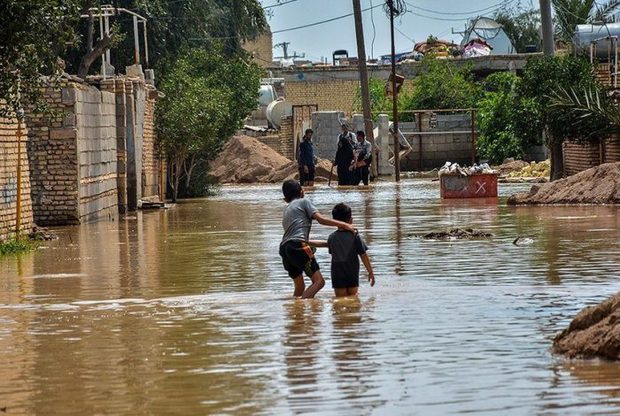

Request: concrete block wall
left=401, top=113, right=474, bottom=170
left=74, top=84, right=118, bottom=223
left=311, top=111, right=345, bottom=160
left=0, top=112, right=34, bottom=239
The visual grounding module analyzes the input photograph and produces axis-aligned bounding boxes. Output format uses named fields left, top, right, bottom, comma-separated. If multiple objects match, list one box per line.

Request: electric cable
left=272, top=3, right=383, bottom=34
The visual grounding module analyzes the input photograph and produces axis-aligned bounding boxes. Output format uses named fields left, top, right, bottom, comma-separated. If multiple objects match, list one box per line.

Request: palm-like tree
left=553, top=0, right=620, bottom=41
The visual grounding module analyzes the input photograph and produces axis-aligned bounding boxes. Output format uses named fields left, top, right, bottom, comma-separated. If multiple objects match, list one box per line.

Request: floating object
left=439, top=162, right=498, bottom=199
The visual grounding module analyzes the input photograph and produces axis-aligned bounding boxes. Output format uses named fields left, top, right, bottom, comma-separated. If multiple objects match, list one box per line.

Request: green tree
left=476, top=72, right=542, bottom=163
left=0, top=0, right=79, bottom=117
left=64, top=0, right=268, bottom=76
left=519, top=55, right=608, bottom=180
left=403, top=58, right=483, bottom=111
left=552, top=0, right=620, bottom=41
left=156, top=48, right=261, bottom=201
left=494, top=6, right=541, bottom=52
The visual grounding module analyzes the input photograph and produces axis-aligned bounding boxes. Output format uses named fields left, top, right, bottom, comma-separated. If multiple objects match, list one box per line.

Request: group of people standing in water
left=297, top=120, right=373, bottom=187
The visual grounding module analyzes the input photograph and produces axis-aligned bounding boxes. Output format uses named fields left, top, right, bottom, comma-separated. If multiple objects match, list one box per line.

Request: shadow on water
left=0, top=180, right=618, bottom=414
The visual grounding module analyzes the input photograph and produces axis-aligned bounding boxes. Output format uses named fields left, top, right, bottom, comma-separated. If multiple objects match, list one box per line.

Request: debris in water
left=512, top=237, right=534, bottom=246
left=412, top=228, right=493, bottom=240
left=28, top=226, right=57, bottom=241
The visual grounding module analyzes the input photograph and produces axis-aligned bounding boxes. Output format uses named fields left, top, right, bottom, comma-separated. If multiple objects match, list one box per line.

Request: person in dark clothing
left=298, top=129, right=316, bottom=186
left=333, top=122, right=356, bottom=186
left=353, top=130, right=373, bottom=186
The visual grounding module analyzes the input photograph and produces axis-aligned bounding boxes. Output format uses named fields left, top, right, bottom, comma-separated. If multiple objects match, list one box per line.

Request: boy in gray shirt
left=311, top=203, right=375, bottom=297
left=280, top=180, right=355, bottom=298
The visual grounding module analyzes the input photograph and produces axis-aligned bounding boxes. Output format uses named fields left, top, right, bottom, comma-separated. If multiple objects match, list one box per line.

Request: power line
left=272, top=3, right=383, bottom=34
left=406, top=0, right=513, bottom=17
left=369, top=0, right=377, bottom=58
left=263, top=0, right=301, bottom=9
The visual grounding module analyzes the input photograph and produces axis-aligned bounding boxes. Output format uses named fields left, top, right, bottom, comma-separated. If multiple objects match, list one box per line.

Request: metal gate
left=292, top=104, right=318, bottom=161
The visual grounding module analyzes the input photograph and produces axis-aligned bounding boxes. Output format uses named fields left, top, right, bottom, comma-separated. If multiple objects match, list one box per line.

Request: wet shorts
left=279, top=240, right=320, bottom=279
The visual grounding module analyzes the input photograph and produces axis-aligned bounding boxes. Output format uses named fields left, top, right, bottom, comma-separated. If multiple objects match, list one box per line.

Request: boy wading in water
left=311, top=203, right=375, bottom=297
left=280, top=180, right=355, bottom=298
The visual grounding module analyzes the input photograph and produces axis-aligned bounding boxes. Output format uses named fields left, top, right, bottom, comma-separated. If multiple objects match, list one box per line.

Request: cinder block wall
left=311, top=111, right=345, bottom=160
left=0, top=112, right=33, bottom=239
left=74, top=84, right=118, bottom=223
left=401, top=113, right=474, bottom=170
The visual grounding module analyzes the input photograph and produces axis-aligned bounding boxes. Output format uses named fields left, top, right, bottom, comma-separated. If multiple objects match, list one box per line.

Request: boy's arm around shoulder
left=312, top=212, right=356, bottom=233
left=308, top=240, right=328, bottom=248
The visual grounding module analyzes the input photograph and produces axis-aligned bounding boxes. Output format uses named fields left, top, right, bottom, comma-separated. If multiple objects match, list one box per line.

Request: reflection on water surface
left=0, top=180, right=619, bottom=415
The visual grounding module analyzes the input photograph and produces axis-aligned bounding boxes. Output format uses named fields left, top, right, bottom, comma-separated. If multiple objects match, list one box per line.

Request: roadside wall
left=141, top=88, right=160, bottom=199
left=400, top=114, right=474, bottom=170
left=0, top=113, right=33, bottom=239
left=27, top=81, right=118, bottom=225
left=563, top=135, right=620, bottom=177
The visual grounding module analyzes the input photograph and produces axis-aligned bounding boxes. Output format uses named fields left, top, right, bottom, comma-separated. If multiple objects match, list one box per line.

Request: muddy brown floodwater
left=0, top=180, right=619, bottom=415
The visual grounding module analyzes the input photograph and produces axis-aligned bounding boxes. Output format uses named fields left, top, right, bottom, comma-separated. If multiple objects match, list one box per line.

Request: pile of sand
left=209, top=135, right=334, bottom=184
left=505, top=160, right=550, bottom=178
left=553, top=292, right=620, bottom=360
left=496, top=159, right=529, bottom=176
left=507, top=162, right=620, bottom=205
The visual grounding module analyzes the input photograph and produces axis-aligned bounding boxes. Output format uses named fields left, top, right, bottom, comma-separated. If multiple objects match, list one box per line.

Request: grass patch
left=0, top=238, right=38, bottom=256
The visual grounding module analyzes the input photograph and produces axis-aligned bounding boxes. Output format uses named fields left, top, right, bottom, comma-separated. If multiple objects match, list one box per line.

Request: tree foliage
left=0, top=0, right=79, bottom=117
left=156, top=48, right=261, bottom=200
left=402, top=58, right=483, bottom=111
left=476, top=72, right=542, bottom=164
left=552, top=0, right=620, bottom=41
left=494, top=6, right=541, bottom=52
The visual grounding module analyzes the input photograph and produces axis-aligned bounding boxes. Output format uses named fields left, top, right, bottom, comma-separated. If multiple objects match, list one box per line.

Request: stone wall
left=0, top=113, right=33, bottom=239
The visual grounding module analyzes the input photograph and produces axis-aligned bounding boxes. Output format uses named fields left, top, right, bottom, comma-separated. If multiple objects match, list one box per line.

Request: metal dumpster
left=440, top=173, right=498, bottom=198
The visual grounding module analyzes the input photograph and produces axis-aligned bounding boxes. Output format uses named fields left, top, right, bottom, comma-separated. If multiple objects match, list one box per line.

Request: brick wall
left=285, top=80, right=360, bottom=116
left=141, top=87, right=160, bottom=199
left=243, top=28, right=273, bottom=68
left=563, top=135, right=620, bottom=177
left=0, top=112, right=33, bottom=239
left=27, top=83, right=80, bottom=225
left=279, top=116, right=294, bottom=159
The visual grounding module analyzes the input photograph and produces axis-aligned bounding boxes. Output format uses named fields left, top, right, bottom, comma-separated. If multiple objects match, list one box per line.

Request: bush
left=476, top=72, right=542, bottom=164
left=0, top=238, right=37, bottom=256
left=403, top=58, right=483, bottom=111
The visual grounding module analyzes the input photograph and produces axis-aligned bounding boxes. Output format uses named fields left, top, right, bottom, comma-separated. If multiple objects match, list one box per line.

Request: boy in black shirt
left=310, top=203, right=375, bottom=297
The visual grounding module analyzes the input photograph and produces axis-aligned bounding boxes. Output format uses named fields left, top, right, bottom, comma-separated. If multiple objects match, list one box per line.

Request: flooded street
left=0, top=180, right=619, bottom=415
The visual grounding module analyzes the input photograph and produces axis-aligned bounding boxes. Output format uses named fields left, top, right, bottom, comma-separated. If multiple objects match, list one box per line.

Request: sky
left=260, top=0, right=538, bottom=61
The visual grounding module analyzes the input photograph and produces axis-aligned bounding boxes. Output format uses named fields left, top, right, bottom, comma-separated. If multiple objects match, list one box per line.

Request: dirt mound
left=266, top=158, right=334, bottom=183
left=209, top=135, right=291, bottom=183
left=553, top=292, right=620, bottom=360
left=508, top=162, right=620, bottom=205
left=496, top=159, right=529, bottom=175
left=505, top=160, right=550, bottom=178
left=209, top=135, right=336, bottom=184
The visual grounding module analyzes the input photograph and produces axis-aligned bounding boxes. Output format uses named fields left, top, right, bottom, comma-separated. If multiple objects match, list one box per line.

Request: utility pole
left=274, top=42, right=290, bottom=59
left=540, top=0, right=555, bottom=56
left=388, top=0, right=400, bottom=181
left=352, top=0, right=377, bottom=178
